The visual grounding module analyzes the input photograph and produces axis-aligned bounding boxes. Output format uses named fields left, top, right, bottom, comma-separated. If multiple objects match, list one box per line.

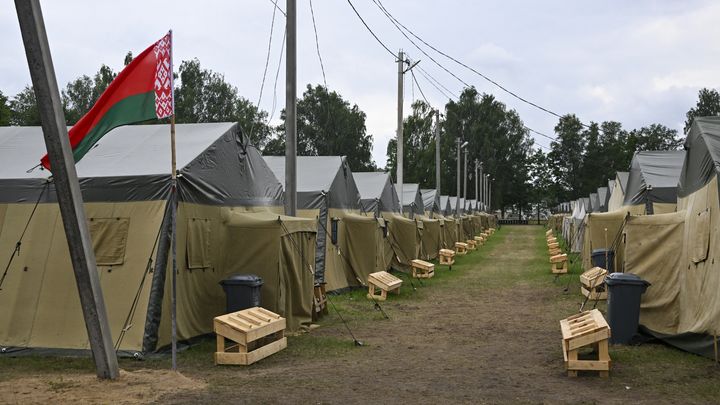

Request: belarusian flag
left=41, top=31, right=174, bottom=170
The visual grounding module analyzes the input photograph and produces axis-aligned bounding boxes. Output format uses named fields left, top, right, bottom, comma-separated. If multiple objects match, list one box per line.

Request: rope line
left=0, top=181, right=50, bottom=291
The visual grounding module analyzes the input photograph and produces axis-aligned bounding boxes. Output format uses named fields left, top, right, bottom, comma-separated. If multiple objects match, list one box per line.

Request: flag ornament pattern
left=154, top=33, right=173, bottom=119
left=41, top=31, right=174, bottom=170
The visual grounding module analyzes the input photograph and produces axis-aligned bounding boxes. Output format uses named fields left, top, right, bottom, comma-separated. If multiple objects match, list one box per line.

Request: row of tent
left=548, top=116, right=720, bottom=359
left=0, top=123, right=496, bottom=355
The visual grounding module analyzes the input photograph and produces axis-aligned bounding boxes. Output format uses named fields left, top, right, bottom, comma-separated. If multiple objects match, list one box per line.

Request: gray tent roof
left=440, top=195, right=450, bottom=215
left=420, top=189, right=440, bottom=213
left=401, top=183, right=425, bottom=215
left=0, top=123, right=283, bottom=206
left=597, top=187, right=609, bottom=212
left=589, top=193, right=600, bottom=212
left=263, top=155, right=360, bottom=210
left=623, top=150, right=686, bottom=205
left=679, top=116, right=720, bottom=198
left=582, top=197, right=592, bottom=213
left=616, top=172, right=629, bottom=193
left=354, top=171, right=400, bottom=214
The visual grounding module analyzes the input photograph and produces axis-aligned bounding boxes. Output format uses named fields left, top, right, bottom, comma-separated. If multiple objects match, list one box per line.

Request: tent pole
left=170, top=114, right=178, bottom=371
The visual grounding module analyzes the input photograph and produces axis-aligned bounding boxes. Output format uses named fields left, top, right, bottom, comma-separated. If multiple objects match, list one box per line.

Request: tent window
left=89, top=217, right=129, bottom=266
left=187, top=218, right=212, bottom=269
left=691, top=208, right=710, bottom=264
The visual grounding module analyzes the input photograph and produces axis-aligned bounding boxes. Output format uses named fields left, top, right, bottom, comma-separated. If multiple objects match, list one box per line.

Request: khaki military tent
left=0, top=123, right=317, bottom=355
left=607, top=172, right=629, bottom=212
left=401, top=184, right=425, bottom=219
left=353, top=171, right=399, bottom=273
left=623, top=151, right=685, bottom=214
left=623, top=117, right=720, bottom=358
left=264, top=156, right=378, bottom=291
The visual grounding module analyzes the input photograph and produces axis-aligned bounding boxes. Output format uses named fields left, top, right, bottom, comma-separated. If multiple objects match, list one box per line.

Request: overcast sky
left=2, top=0, right=719, bottom=167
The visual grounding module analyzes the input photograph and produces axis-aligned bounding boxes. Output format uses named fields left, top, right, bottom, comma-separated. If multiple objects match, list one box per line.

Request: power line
left=371, top=0, right=566, bottom=121
left=346, top=0, right=396, bottom=58
left=255, top=0, right=279, bottom=116
left=309, top=0, right=328, bottom=89
left=415, top=65, right=458, bottom=100
left=369, top=0, right=472, bottom=91
left=269, top=26, right=287, bottom=122
left=409, top=68, right=430, bottom=106
left=267, top=0, right=286, bottom=16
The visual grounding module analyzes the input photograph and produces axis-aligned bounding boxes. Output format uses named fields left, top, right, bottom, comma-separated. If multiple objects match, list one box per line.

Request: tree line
left=2, top=54, right=719, bottom=215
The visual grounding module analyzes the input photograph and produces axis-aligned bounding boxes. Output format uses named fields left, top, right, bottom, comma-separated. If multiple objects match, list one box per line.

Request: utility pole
left=483, top=174, right=488, bottom=211
left=474, top=159, right=479, bottom=212
left=396, top=49, right=404, bottom=212
left=478, top=161, right=484, bottom=211
left=434, top=110, right=440, bottom=196
left=463, top=149, right=468, bottom=211
left=15, top=0, right=118, bottom=379
left=489, top=176, right=492, bottom=212
left=455, top=138, right=461, bottom=217
left=285, top=0, right=297, bottom=216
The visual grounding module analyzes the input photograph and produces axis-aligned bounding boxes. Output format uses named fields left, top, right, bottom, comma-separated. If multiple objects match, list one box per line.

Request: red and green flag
left=41, top=31, right=174, bottom=170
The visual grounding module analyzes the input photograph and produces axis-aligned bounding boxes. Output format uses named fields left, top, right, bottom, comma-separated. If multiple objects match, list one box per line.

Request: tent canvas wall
left=264, top=156, right=378, bottom=291
left=623, top=151, right=685, bottom=214
left=439, top=195, right=451, bottom=216
left=623, top=117, right=720, bottom=358
left=0, top=123, right=317, bottom=354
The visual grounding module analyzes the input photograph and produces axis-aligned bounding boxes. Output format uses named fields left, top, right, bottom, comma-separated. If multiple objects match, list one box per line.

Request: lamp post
left=463, top=149, right=469, bottom=212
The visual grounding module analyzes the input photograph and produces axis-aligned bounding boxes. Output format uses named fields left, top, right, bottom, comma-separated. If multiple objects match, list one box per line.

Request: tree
left=62, top=64, right=117, bottom=124
left=9, top=85, right=40, bottom=126
left=441, top=88, right=534, bottom=214
left=124, top=51, right=133, bottom=66
left=0, top=91, right=11, bottom=126
left=269, top=84, right=376, bottom=171
left=547, top=114, right=585, bottom=202
left=174, top=58, right=272, bottom=148
left=685, top=88, right=720, bottom=133
left=580, top=122, right=604, bottom=195
left=385, top=100, right=437, bottom=187
left=528, top=148, right=553, bottom=214
left=626, top=124, right=682, bottom=153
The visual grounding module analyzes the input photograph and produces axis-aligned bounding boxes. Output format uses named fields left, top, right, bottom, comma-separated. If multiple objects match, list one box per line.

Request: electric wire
left=268, top=26, right=287, bottom=123
left=249, top=0, right=279, bottom=140
left=267, top=0, right=286, bottom=16
left=371, top=0, right=565, bottom=120
left=309, top=0, right=328, bottom=89
left=345, top=0, right=396, bottom=58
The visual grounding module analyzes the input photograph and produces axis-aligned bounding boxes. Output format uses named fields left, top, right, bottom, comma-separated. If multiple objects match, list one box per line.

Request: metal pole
left=479, top=162, right=484, bottom=211
left=483, top=174, right=488, bottom=210
left=396, top=50, right=404, bottom=212
left=463, top=149, right=468, bottom=210
left=170, top=114, right=177, bottom=371
left=434, top=110, right=440, bottom=195
left=14, top=0, right=118, bottom=379
left=285, top=0, right=297, bottom=216
left=489, top=177, right=492, bottom=211
left=474, top=159, right=479, bottom=211
left=455, top=138, right=461, bottom=217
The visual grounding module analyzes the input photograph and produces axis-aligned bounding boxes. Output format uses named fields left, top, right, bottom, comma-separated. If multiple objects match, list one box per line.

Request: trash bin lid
left=605, top=272, right=650, bottom=287
left=591, top=248, right=613, bottom=255
left=219, top=274, right=263, bottom=287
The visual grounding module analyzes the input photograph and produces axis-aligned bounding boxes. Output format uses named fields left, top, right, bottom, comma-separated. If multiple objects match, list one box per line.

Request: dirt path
left=3, top=226, right=717, bottom=404
left=161, top=225, right=699, bottom=404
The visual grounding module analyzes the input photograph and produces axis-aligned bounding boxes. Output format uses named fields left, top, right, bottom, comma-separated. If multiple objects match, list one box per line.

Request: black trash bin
left=605, top=272, right=650, bottom=344
left=219, top=274, right=263, bottom=313
left=591, top=248, right=615, bottom=272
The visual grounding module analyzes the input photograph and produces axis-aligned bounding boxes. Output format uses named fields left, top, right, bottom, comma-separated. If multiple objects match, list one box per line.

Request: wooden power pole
left=14, top=0, right=119, bottom=379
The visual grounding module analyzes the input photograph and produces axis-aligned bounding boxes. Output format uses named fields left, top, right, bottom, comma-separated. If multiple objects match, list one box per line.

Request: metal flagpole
left=285, top=0, right=297, bottom=216
left=396, top=50, right=404, bottom=213
left=168, top=30, right=178, bottom=372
